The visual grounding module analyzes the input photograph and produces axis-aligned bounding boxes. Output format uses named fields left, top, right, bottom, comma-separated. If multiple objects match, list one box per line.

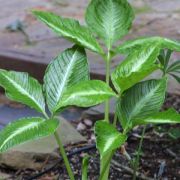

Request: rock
left=83, top=119, right=93, bottom=127
left=146, top=0, right=180, bottom=12
left=91, top=134, right=96, bottom=141
left=77, top=122, right=86, bottom=131
left=0, top=117, right=86, bottom=170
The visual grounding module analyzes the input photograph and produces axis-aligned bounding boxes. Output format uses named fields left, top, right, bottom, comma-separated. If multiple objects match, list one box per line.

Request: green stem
left=104, top=50, right=111, bottom=122
left=43, top=112, right=49, bottom=119
left=133, top=126, right=146, bottom=180
left=99, top=151, right=114, bottom=180
left=44, top=113, right=74, bottom=180
left=100, top=154, right=111, bottom=180
left=54, top=131, right=75, bottom=180
left=82, top=155, right=90, bottom=180
left=101, top=50, right=112, bottom=180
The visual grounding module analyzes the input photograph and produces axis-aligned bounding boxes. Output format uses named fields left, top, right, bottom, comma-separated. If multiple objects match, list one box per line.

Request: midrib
left=55, top=49, right=78, bottom=108
left=45, top=19, right=97, bottom=51
left=0, top=122, right=40, bottom=150
left=5, top=75, right=42, bottom=111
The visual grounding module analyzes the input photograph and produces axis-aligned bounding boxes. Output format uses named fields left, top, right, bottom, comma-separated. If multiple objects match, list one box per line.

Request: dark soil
left=1, top=93, right=180, bottom=180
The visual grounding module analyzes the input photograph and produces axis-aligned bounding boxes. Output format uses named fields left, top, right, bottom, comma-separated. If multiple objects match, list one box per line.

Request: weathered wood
left=0, top=0, right=179, bottom=88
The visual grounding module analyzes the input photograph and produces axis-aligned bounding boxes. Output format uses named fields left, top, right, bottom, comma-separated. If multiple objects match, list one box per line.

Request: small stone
left=91, top=134, right=96, bottom=141
left=0, top=172, right=11, bottom=179
left=0, top=117, right=86, bottom=170
left=77, top=122, right=86, bottom=131
left=84, top=119, right=93, bottom=127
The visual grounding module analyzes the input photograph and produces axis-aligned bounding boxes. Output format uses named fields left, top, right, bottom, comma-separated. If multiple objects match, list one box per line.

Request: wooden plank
left=0, top=0, right=179, bottom=83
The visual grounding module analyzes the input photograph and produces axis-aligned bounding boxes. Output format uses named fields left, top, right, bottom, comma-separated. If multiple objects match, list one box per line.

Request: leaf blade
left=167, top=60, right=180, bottom=73
left=133, top=109, right=180, bottom=126
left=56, top=80, right=116, bottom=111
left=0, top=117, right=59, bottom=153
left=117, top=78, right=167, bottom=130
left=111, top=45, right=160, bottom=93
left=95, top=121, right=127, bottom=157
left=44, top=46, right=89, bottom=113
left=86, top=0, right=134, bottom=49
left=33, top=10, right=104, bottom=54
left=115, top=37, right=180, bottom=54
left=170, top=73, right=180, bottom=83
left=0, top=70, right=45, bottom=114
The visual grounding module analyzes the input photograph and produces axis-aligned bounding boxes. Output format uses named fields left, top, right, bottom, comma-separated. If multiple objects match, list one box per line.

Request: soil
left=1, top=93, right=180, bottom=180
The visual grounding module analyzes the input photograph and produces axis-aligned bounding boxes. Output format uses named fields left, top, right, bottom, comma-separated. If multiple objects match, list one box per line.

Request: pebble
left=90, top=134, right=96, bottom=141
left=76, top=122, right=86, bottom=131
left=84, top=119, right=93, bottom=127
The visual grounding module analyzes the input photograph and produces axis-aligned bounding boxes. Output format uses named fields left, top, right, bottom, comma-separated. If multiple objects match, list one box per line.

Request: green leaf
left=56, top=80, right=116, bottom=111
left=174, top=70, right=180, bottom=74
left=115, top=37, right=180, bottom=54
left=170, top=73, right=180, bottom=83
left=164, top=49, right=172, bottom=69
left=33, top=10, right=104, bottom=55
left=168, top=128, right=180, bottom=140
left=85, top=0, right=134, bottom=49
left=167, top=60, right=180, bottom=73
left=116, top=78, right=167, bottom=131
left=44, top=46, right=89, bottom=113
left=0, top=70, right=45, bottom=114
left=158, top=49, right=173, bottom=73
left=111, top=44, right=160, bottom=93
left=0, top=117, right=59, bottom=153
left=158, top=50, right=165, bottom=66
left=95, top=121, right=127, bottom=157
left=133, top=109, right=180, bottom=126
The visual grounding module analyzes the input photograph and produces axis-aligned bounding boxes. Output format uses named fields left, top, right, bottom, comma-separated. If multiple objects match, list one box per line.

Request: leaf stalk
left=105, top=50, right=111, bottom=122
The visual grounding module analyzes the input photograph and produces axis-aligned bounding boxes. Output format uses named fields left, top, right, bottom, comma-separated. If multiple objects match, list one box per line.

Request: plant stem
left=54, top=131, right=75, bottom=180
left=105, top=51, right=111, bottom=122
left=82, top=155, right=90, bottom=180
left=121, top=145, right=131, bottom=161
left=133, top=126, right=146, bottom=180
left=44, top=112, right=49, bottom=120
left=100, top=154, right=111, bottom=180
left=45, top=114, right=74, bottom=180
left=99, top=151, right=114, bottom=180
left=101, top=50, right=112, bottom=180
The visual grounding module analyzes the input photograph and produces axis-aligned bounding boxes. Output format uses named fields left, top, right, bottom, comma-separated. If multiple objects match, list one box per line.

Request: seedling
left=0, top=0, right=180, bottom=179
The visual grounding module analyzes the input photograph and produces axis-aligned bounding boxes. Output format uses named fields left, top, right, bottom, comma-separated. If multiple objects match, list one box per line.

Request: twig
left=121, top=145, right=131, bottom=161
left=133, top=126, right=146, bottom=180
left=157, top=161, right=166, bottom=179
left=111, top=160, right=153, bottom=180
left=166, top=148, right=180, bottom=160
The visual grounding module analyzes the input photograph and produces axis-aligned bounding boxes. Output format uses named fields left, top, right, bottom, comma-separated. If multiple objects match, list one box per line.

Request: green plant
left=0, top=0, right=180, bottom=179
left=0, top=46, right=115, bottom=180
left=158, top=49, right=180, bottom=81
